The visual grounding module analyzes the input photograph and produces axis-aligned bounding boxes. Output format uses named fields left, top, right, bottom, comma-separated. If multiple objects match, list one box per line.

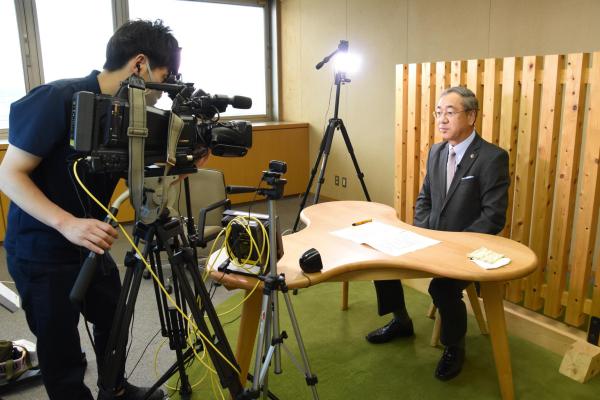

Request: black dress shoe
left=365, top=318, right=414, bottom=344
left=435, top=345, right=465, bottom=381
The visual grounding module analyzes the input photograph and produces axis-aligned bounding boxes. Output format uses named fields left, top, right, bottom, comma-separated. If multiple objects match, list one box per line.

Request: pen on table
left=352, top=219, right=372, bottom=226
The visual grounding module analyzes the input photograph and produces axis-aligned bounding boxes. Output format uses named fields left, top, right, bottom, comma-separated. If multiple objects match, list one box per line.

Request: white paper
left=470, top=257, right=511, bottom=270
left=331, top=220, right=440, bottom=257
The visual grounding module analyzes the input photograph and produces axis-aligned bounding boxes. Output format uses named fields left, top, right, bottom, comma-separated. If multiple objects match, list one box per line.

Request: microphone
left=230, top=95, right=252, bottom=109
left=226, top=185, right=258, bottom=195
left=213, top=94, right=252, bottom=109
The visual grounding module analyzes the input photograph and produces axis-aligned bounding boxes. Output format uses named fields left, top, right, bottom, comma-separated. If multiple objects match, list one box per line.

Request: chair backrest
left=185, top=168, right=228, bottom=227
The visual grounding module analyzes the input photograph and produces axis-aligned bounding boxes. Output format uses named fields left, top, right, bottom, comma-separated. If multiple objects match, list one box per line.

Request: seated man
left=366, top=86, right=509, bottom=381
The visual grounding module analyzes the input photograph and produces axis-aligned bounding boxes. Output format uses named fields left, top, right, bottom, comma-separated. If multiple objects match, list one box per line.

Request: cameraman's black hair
left=103, top=19, right=181, bottom=75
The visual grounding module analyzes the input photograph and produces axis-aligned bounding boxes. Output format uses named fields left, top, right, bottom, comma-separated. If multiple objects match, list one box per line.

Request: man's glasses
left=432, top=110, right=471, bottom=119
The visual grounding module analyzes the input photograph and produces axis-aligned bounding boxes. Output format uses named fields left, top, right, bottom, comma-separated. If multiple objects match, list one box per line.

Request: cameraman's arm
left=0, top=145, right=117, bottom=254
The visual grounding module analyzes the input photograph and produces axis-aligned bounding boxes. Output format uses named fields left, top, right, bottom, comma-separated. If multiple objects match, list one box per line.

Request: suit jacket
left=413, top=133, right=509, bottom=234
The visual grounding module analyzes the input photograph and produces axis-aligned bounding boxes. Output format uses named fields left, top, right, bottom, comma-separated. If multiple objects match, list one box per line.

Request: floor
left=0, top=194, right=310, bottom=399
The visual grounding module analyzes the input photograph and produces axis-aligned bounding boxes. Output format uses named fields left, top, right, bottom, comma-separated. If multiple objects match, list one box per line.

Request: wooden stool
left=340, top=281, right=488, bottom=346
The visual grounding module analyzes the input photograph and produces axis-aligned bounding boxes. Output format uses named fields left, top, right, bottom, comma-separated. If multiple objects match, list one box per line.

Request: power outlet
left=334, top=175, right=340, bottom=186
left=341, top=177, right=347, bottom=188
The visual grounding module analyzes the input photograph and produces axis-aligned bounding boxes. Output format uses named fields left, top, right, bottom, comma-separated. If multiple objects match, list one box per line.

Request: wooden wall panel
left=467, top=59, right=483, bottom=134
left=419, top=63, right=435, bottom=191
left=506, top=56, right=541, bottom=302
left=481, top=58, right=502, bottom=146
left=565, top=52, right=600, bottom=326
left=544, top=53, right=588, bottom=318
left=450, top=60, right=466, bottom=87
left=405, top=64, right=422, bottom=224
left=395, top=64, right=408, bottom=221
left=524, top=54, right=563, bottom=310
left=498, top=57, right=521, bottom=239
left=434, top=61, right=450, bottom=144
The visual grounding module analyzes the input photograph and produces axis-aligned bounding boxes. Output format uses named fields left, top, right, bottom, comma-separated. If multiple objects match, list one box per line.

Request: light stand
left=293, top=40, right=371, bottom=232
left=224, top=161, right=319, bottom=400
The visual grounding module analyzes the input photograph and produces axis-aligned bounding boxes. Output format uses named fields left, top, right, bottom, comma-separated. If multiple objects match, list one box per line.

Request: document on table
left=331, top=220, right=440, bottom=256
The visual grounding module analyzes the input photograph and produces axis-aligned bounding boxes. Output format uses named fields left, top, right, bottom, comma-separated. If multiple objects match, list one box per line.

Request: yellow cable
left=72, top=159, right=241, bottom=377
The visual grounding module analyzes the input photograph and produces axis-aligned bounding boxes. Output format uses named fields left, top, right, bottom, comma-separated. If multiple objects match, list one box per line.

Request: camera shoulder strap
left=158, top=112, right=184, bottom=215
left=127, top=86, right=148, bottom=220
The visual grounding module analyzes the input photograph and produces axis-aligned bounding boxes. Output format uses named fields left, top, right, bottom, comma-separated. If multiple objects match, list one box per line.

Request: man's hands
left=57, top=215, right=118, bottom=255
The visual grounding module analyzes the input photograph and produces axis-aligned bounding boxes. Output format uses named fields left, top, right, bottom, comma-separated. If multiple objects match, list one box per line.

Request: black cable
left=124, top=311, right=136, bottom=378
left=127, top=329, right=161, bottom=378
left=221, top=314, right=242, bottom=328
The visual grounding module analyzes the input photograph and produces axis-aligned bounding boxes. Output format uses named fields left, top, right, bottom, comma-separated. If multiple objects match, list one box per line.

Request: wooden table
left=211, top=201, right=538, bottom=400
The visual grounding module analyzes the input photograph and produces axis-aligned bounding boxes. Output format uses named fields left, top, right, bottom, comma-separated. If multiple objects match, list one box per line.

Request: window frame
left=0, top=0, right=279, bottom=138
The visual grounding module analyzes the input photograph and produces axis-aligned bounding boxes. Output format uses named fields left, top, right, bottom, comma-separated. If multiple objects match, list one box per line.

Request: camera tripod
left=224, top=162, right=319, bottom=399
left=293, top=41, right=370, bottom=232
left=70, top=174, right=243, bottom=400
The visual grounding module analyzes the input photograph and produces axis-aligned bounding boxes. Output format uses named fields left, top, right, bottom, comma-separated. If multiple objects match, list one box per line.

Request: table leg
left=480, top=282, right=514, bottom=400
left=235, top=288, right=262, bottom=387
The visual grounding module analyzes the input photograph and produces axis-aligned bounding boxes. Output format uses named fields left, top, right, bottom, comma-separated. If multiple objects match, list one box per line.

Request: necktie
left=447, top=147, right=456, bottom=193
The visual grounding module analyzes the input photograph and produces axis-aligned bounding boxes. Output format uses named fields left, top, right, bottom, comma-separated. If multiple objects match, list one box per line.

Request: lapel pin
left=470, top=153, right=475, bottom=159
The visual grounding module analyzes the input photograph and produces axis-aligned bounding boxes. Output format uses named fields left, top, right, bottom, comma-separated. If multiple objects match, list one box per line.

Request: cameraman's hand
left=58, top=216, right=118, bottom=255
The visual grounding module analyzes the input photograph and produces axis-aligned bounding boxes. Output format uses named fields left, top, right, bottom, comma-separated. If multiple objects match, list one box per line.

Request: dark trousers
left=8, top=254, right=123, bottom=400
left=374, top=278, right=471, bottom=346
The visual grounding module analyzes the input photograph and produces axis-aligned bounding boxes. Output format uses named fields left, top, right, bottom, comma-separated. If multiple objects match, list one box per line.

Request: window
left=35, top=0, right=113, bottom=83
left=0, top=0, right=275, bottom=136
left=129, top=0, right=268, bottom=117
left=0, top=1, right=27, bottom=130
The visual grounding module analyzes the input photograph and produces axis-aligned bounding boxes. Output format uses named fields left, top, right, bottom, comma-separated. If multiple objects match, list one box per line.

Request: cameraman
left=0, top=20, right=181, bottom=400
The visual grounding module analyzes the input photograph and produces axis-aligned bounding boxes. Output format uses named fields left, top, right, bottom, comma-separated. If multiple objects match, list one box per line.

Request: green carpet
left=168, top=281, right=600, bottom=399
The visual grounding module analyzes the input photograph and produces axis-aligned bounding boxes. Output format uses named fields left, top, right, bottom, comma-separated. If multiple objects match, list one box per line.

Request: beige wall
left=280, top=0, right=600, bottom=205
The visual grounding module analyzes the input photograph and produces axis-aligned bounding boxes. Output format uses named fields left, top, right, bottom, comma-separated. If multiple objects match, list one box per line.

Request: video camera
left=70, top=74, right=253, bottom=174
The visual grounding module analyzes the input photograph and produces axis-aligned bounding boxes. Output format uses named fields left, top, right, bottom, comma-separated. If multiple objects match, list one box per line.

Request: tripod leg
left=251, top=289, right=274, bottom=393
left=338, top=121, right=371, bottom=201
left=312, top=119, right=338, bottom=205
left=281, top=291, right=319, bottom=400
left=99, top=232, right=154, bottom=397
left=273, top=291, right=282, bottom=374
left=293, top=119, right=337, bottom=232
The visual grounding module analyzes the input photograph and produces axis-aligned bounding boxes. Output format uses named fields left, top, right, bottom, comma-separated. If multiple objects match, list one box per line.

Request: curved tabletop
left=216, top=201, right=537, bottom=400
left=211, top=200, right=537, bottom=290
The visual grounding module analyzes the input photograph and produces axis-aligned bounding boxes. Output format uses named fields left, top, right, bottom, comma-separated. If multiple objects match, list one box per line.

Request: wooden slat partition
left=419, top=63, right=435, bottom=191
left=524, top=54, right=563, bottom=310
left=467, top=59, right=484, bottom=134
left=566, top=52, right=600, bottom=325
left=544, top=53, right=587, bottom=318
left=394, top=65, right=408, bottom=222
left=405, top=64, right=421, bottom=224
left=395, top=51, right=600, bottom=330
left=481, top=58, right=502, bottom=146
left=498, top=57, right=521, bottom=239
left=506, top=56, right=541, bottom=302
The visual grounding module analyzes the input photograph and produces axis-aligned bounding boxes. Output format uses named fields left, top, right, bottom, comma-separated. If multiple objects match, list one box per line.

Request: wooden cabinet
left=203, top=122, right=309, bottom=204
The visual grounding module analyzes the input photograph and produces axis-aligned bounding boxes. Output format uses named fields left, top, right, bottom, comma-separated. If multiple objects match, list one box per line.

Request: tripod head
left=226, top=160, right=287, bottom=200
left=315, top=40, right=348, bottom=70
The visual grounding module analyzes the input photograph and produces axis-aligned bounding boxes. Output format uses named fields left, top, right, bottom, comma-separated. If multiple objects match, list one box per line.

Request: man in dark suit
left=365, top=86, right=510, bottom=381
